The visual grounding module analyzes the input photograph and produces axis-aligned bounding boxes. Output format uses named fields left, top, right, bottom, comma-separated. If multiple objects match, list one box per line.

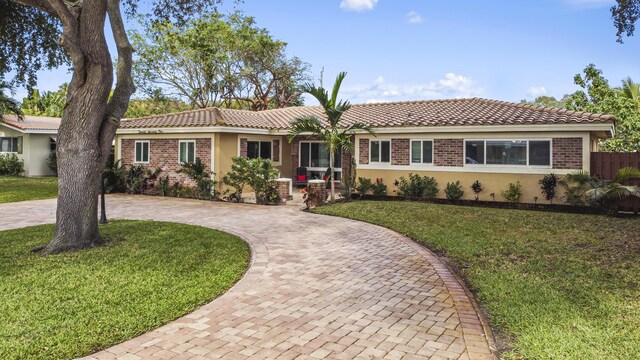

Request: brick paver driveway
left=0, top=195, right=495, bottom=360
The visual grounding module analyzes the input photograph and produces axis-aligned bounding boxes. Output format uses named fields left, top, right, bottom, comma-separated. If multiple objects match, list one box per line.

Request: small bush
left=157, top=175, right=170, bottom=197
left=124, top=165, right=147, bottom=194
left=103, top=160, right=125, bottom=193
left=46, top=151, right=57, bottom=175
left=501, top=181, right=523, bottom=203
left=394, top=173, right=438, bottom=198
left=355, top=177, right=373, bottom=195
left=371, top=178, right=387, bottom=196
left=0, top=153, right=24, bottom=176
left=471, top=180, right=483, bottom=200
left=178, top=157, right=218, bottom=200
left=445, top=181, right=464, bottom=201
left=539, top=173, right=560, bottom=204
left=222, top=157, right=280, bottom=205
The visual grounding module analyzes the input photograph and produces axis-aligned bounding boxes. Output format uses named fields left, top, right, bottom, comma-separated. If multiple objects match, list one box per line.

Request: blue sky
left=17, top=0, right=640, bottom=106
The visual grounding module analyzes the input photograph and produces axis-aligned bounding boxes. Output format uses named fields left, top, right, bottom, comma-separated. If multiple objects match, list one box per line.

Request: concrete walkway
left=0, top=195, right=495, bottom=360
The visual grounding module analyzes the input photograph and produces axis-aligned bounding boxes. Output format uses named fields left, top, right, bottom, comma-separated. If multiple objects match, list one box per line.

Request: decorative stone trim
left=434, top=139, right=463, bottom=167
left=553, top=137, right=582, bottom=169
left=391, top=139, right=410, bottom=166
left=359, top=139, right=369, bottom=165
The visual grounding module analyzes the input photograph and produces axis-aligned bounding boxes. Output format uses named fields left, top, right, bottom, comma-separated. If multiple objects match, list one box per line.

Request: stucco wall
left=28, top=134, right=55, bottom=176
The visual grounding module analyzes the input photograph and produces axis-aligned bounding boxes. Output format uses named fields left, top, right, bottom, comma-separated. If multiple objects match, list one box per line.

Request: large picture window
left=0, top=137, right=21, bottom=154
left=411, top=140, right=433, bottom=164
left=179, top=140, right=195, bottom=163
left=370, top=140, right=390, bottom=163
left=247, top=140, right=272, bottom=160
left=134, top=141, right=149, bottom=163
left=465, top=140, right=551, bottom=166
left=299, top=141, right=342, bottom=180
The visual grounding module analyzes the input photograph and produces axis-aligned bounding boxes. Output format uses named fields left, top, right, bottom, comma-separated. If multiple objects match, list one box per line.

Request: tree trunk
left=329, top=143, right=335, bottom=203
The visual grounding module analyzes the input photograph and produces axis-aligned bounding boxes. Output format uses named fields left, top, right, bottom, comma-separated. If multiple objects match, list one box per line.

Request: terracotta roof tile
left=118, top=98, right=616, bottom=130
left=1, top=115, right=61, bottom=131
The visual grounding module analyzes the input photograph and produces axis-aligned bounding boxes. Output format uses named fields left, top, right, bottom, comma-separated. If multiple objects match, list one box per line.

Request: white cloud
left=341, top=73, right=484, bottom=104
left=340, top=0, right=379, bottom=12
left=527, top=86, right=547, bottom=98
left=405, top=11, right=423, bottom=24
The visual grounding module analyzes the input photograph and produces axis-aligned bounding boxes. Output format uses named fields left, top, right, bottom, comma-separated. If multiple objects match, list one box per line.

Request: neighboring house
left=0, top=115, right=60, bottom=176
left=114, top=98, right=615, bottom=203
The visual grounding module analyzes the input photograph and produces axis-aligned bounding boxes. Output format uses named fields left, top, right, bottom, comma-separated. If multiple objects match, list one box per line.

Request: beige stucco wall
left=28, top=134, right=55, bottom=176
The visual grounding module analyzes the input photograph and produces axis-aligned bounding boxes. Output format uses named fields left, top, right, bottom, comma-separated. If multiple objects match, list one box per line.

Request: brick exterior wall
left=120, top=138, right=211, bottom=185
left=553, top=137, right=583, bottom=169
left=434, top=139, right=463, bottom=167
left=391, top=139, right=410, bottom=166
left=358, top=139, right=369, bottom=165
left=239, top=138, right=248, bottom=158
left=272, top=139, right=280, bottom=163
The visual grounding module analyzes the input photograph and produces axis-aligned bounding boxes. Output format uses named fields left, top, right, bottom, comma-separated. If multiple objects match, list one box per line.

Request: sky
left=15, top=0, right=640, bottom=106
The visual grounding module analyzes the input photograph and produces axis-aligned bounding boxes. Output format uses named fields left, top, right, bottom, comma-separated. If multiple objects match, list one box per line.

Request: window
left=247, top=140, right=272, bottom=160
left=465, top=140, right=551, bottom=166
left=49, top=137, right=57, bottom=152
left=370, top=140, right=390, bottom=163
left=179, top=140, right=195, bottom=163
left=299, top=141, right=342, bottom=180
left=134, top=141, right=149, bottom=163
left=0, top=137, right=21, bottom=154
left=411, top=140, right=433, bottom=164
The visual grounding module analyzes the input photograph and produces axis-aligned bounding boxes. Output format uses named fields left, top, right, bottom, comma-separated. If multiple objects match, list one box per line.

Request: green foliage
left=612, top=0, right=640, bottom=42
left=0, top=153, right=23, bottom=176
left=471, top=180, right=484, bottom=200
left=124, top=165, right=147, bottom=194
left=355, top=177, right=374, bottom=195
left=371, top=178, right=387, bottom=196
left=131, top=12, right=309, bottom=110
left=561, top=168, right=640, bottom=212
left=501, top=181, right=523, bottom=203
left=46, top=151, right=57, bottom=176
left=315, top=201, right=640, bottom=359
left=561, top=170, right=593, bottom=206
left=539, top=173, right=560, bottom=203
left=444, top=181, right=464, bottom=201
left=0, top=176, right=57, bottom=203
left=157, top=175, right=170, bottom=197
left=20, top=84, right=67, bottom=117
left=520, top=95, right=568, bottom=108
left=125, top=91, right=190, bottom=118
left=0, top=220, right=249, bottom=360
left=394, top=173, right=439, bottom=198
left=222, top=157, right=280, bottom=205
left=103, top=160, right=125, bottom=194
left=0, top=82, right=22, bottom=117
left=339, top=156, right=357, bottom=199
left=566, top=64, right=640, bottom=151
left=178, top=157, right=217, bottom=200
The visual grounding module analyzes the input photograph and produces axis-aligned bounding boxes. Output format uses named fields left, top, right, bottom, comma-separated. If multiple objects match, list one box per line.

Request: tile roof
left=1, top=115, right=61, bottom=132
left=119, top=98, right=616, bottom=131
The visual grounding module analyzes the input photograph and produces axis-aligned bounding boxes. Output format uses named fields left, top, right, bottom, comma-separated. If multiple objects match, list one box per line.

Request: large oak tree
left=0, top=0, right=225, bottom=254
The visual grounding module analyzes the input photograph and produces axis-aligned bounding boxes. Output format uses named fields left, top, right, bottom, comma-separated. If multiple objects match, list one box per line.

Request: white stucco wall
left=0, top=125, right=55, bottom=177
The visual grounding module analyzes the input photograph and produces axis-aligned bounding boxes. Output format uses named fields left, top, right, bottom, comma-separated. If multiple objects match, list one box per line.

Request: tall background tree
left=0, top=0, right=228, bottom=254
left=288, top=72, right=374, bottom=202
left=0, top=82, right=23, bottom=117
left=132, top=12, right=309, bottom=110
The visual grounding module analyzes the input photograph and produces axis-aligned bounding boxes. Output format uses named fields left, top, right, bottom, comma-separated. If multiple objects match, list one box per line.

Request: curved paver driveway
left=0, top=195, right=495, bottom=360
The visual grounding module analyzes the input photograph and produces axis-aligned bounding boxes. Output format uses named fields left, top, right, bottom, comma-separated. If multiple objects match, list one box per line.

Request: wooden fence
left=590, top=152, right=640, bottom=213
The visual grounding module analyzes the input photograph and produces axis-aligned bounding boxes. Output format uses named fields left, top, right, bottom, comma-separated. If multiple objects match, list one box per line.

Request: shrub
left=560, top=171, right=592, bottom=206
left=394, top=173, right=438, bottom=198
left=103, top=159, right=125, bottom=193
left=501, top=181, right=523, bottom=203
left=222, top=157, right=280, bottom=205
left=178, top=157, right=218, bottom=200
left=539, top=173, right=560, bottom=204
left=0, top=153, right=24, bottom=176
left=46, top=151, right=57, bottom=175
left=355, top=177, right=373, bottom=195
left=471, top=180, right=484, bottom=200
left=157, top=175, right=170, bottom=197
left=445, top=181, right=464, bottom=201
left=371, top=178, right=387, bottom=196
left=124, top=165, right=148, bottom=194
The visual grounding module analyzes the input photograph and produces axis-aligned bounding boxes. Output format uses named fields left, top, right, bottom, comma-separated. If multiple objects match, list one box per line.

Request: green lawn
left=0, top=176, right=58, bottom=203
left=0, top=221, right=250, bottom=360
left=314, top=201, right=640, bottom=360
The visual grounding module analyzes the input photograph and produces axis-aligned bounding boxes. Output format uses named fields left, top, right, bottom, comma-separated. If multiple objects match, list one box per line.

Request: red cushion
left=322, top=176, right=328, bottom=180
left=297, top=175, right=307, bottom=181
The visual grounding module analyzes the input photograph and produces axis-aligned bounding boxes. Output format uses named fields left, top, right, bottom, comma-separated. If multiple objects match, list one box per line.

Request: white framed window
left=464, top=139, right=551, bottom=167
left=370, top=140, right=390, bottom=163
left=134, top=141, right=149, bottom=163
left=411, top=140, right=433, bottom=164
left=247, top=140, right=272, bottom=160
left=0, top=137, right=22, bottom=154
left=299, top=141, right=342, bottom=180
left=179, top=140, right=196, bottom=164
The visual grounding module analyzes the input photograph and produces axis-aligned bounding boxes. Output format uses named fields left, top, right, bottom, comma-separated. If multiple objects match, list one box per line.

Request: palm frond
left=301, top=82, right=330, bottom=109
left=0, top=82, right=23, bottom=120
left=287, top=116, right=326, bottom=143
left=343, top=122, right=375, bottom=136
left=604, top=183, right=640, bottom=201
left=330, top=72, right=347, bottom=107
left=563, top=170, right=591, bottom=185
left=612, top=167, right=640, bottom=183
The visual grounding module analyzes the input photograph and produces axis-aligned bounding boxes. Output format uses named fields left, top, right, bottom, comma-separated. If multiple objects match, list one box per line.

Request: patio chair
left=295, top=167, right=308, bottom=187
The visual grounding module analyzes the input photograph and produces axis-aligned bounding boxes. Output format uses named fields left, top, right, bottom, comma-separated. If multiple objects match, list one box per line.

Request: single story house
left=114, top=98, right=615, bottom=203
left=0, top=115, right=60, bottom=176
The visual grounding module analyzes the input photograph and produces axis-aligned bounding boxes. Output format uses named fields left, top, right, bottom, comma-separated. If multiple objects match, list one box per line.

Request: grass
left=0, top=176, right=58, bottom=203
left=314, top=201, right=640, bottom=360
left=0, top=220, right=250, bottom=360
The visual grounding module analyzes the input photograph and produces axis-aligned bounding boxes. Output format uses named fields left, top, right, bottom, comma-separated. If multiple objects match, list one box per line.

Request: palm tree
left=585, top=167, right=640, bottom=212
left=0, top=82, right=23, bottom=119
left=288, top=72, right=374, bottom=202
left=615, top=77, right=640, bottom=111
